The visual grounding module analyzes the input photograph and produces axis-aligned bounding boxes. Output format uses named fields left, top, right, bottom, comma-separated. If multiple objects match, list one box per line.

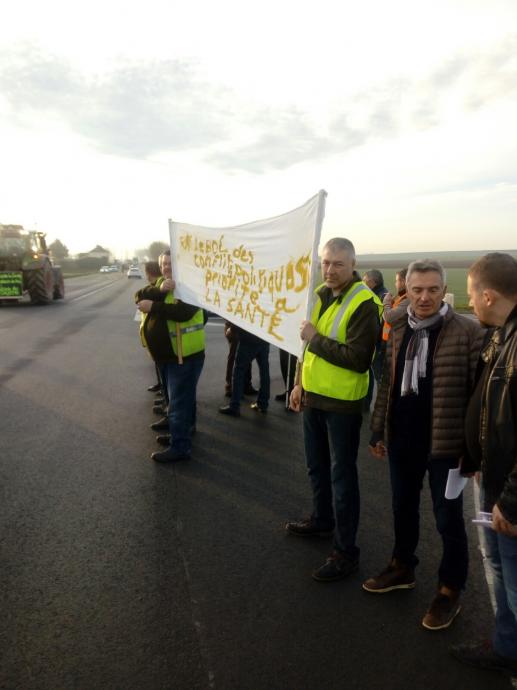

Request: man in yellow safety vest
left=287, top=237, right=381, bottom=582
left=136, top=250, right=205, bottom=463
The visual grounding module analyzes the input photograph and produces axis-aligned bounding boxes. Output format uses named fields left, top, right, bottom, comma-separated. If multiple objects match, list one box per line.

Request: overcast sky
left=1, top=0, right=516, bottom=258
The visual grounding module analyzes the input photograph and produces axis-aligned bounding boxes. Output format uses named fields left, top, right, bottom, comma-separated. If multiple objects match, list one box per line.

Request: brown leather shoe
left=362, top=559, right=415, bottom=593
left=422, top=589, right=461, bottom=630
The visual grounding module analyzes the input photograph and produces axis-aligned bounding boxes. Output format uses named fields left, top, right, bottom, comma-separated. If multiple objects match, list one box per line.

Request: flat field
left=356, top=265, right=471, bottom=309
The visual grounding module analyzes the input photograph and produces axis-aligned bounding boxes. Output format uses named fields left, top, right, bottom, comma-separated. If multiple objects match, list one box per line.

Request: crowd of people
left=134, top=241, right=517, bottom=681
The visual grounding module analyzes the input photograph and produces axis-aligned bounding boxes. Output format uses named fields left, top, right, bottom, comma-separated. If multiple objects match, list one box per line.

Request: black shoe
left=450, top=640, right=517, bottom=677
left=154, top=397, right=165, bottom=405
left=244, top=385, right=258, bottom=396
left=148, top=383, right=161, bottom=392
left=312, top=550, right=359, bottom=582
left=219, top=405, right=240, bottom=417
left=151, top=449, right=190, bottom=463
left=156, top=434, right=171, bottom=447
left=153, top=405, right=165, bottom=415
left=275, top=391, right=288, bottom=401
left=250, top=402, right=267, bottom=414
left=285, top=517, right=334, bottom=538
left=150, top=417, right=169, bottom=431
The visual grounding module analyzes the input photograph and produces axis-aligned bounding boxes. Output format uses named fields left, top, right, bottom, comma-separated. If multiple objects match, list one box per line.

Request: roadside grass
left=357, top=266, right=471, bottom=310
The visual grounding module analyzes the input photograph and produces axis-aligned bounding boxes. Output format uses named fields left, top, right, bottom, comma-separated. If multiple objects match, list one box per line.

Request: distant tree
left=48, top=239, right=69, bottom=259
left=148, top=241, right=169, bottom=260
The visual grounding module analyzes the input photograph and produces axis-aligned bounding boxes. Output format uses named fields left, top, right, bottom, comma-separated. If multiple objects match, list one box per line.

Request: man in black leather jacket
left=452, top=252, right=517, bottom=679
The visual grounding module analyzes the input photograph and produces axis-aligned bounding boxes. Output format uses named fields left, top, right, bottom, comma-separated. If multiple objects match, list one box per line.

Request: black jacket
left=472, top=306, right=517, bottom=522
left=135, top=285, right=203, bottom=364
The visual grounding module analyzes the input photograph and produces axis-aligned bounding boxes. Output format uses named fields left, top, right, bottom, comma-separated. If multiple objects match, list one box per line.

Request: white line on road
left=69, top=280, right=122, bottom=302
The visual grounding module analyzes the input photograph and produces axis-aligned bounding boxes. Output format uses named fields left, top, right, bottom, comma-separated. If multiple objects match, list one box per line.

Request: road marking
left=69, top=280, right=122, bottom=302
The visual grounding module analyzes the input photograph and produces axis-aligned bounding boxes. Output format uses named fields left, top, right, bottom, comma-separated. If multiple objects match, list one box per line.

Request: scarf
left=401, top=302, right=449, bottom=396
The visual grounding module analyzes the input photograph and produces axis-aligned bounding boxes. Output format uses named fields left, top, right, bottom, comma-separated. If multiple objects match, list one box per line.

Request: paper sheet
left=445, top=468, right=468, bottom=499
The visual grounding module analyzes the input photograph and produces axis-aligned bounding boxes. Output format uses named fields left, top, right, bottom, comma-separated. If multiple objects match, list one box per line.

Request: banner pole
left=300, top=189, right=327, bottom=362
left=169, top=218, right=184, bottom=365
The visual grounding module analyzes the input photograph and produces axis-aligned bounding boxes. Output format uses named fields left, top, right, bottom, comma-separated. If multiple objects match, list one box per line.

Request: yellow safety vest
left=302, top=281, right=381, bottom=401
left=163, top=290, right=205, bottom=357
left=140, top=278, right=205, bottom=357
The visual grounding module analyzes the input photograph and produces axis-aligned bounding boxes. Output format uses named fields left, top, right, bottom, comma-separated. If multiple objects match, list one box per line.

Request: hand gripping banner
left=169, top=190, right=327, bottom=357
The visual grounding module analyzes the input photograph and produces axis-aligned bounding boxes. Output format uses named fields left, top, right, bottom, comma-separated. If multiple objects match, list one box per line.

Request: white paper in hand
left=445, top=468, right=468, bottom=499
left=134, top=309, right=141, bottom=322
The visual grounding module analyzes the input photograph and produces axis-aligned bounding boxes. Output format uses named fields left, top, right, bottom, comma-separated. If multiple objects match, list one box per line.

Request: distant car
left=108, top=265, right=119, bottom=272
left=127, top=266, right=143, bottom=279
left=99, top=265, right=111, bottom=273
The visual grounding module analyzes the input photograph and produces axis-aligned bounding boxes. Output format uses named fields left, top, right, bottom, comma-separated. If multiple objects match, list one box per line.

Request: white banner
left=169, top=191, right=326, bottom=357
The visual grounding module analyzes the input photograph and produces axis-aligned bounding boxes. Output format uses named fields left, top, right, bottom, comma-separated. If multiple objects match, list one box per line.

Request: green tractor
left=0, top=224, right=65, bottom=304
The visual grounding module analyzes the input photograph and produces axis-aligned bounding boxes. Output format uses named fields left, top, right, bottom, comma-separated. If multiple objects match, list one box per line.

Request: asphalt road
left=0, top=274, right=511, bottom=690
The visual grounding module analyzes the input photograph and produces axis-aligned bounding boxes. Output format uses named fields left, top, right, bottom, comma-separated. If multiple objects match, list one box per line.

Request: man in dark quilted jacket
left=364, top=259, right=483, bottom=631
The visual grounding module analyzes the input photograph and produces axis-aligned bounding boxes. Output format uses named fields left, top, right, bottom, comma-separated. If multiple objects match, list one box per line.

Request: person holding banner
left=136, top=251, right=205, bottom=463
left=287, top=237, right=381, bottom=582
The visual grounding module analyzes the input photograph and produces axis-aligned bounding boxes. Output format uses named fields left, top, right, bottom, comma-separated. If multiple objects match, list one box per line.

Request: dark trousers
left=279, top=349, right=296, bottom=393
left=230, top=338, right=270, bottom=410
left=388, top=443, right=468, bottom=590
left=303, top=407, right=362, bottom=558
left=225, top=332, right=251, bottom=394
left=159, top=356, right=204, bottom=456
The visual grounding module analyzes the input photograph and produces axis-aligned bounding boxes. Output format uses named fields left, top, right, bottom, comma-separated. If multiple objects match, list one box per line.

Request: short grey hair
left=407, top=259, right=446, bottom=286
left=322, top=237, right=356, bottom=259
left=363, top=269, right=384, bottom=287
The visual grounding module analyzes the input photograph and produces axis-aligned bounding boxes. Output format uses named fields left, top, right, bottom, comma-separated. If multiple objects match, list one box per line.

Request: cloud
left=0, top=45, right=231, bottom=157
left=0, top=36, right=515, bottom=173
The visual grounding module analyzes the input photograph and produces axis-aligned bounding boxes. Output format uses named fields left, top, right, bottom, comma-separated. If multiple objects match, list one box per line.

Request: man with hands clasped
left=287, top=237, right=381, bottom=582
left=136, top=250, right=205, bottom=463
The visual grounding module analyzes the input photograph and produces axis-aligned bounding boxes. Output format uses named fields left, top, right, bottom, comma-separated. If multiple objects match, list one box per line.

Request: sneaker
left=450, top=640, right=517, bottom=677
left=285, top=517, right=334, bottom=538
left=312, top=550, right=359, bottom=582
left=250, top=402, right=267, bottom=414
left=422, top=590, right=461, bottom=630
left=362, top=559, right=415, bottom=593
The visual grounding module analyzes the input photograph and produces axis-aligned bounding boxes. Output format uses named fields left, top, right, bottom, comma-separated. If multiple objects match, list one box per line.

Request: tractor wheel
left=26, top=262, right=54, bottom=304
left=53, top=267, right=65, bottom=300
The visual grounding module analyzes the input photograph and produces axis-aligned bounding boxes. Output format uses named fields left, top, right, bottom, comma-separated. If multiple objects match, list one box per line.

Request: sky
left=0, top=0, right=516, bottom=258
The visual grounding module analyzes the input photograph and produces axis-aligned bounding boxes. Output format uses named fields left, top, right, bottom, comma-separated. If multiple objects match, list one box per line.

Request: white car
left=99, top=265, right=111, bottom=273
left=127, top=266, right=143, bottom=279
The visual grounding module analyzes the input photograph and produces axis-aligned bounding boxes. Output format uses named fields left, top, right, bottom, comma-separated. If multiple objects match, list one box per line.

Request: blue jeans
left=159, top=355, right=204, bottom=456
left=303, top=407, right=362, bottom=558
left=483, top=526, right=517, bottom=660
left=230, top=337, right=270, bottom=410
left=388, top=443, right=468, bottom=589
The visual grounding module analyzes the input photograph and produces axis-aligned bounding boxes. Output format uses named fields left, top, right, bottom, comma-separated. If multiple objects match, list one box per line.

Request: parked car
left=99, top=265, right=111, bottom=273
left=127, top=266, right=143, bottom=279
